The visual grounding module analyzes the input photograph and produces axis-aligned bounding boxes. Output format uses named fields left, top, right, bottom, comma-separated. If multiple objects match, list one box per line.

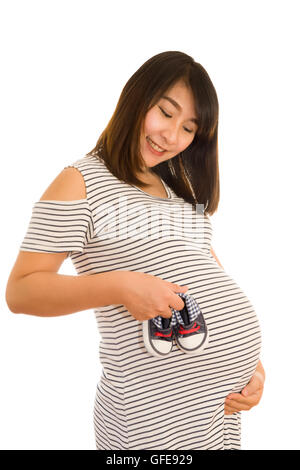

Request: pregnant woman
left=6, top=51, right=265, bottom=450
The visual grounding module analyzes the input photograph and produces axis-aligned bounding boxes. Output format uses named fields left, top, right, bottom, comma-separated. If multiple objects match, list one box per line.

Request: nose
left=160, top=126, right=179, bottom=148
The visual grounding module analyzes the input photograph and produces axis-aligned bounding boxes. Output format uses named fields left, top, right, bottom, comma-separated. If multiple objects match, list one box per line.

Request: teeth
left=147, top=137, right=165, bottom=152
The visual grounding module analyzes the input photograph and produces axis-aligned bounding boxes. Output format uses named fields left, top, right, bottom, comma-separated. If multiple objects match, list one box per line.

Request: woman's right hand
left=117, top=270, right=189, bottom=322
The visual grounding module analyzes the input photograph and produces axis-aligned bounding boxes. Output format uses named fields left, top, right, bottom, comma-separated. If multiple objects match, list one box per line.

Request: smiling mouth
left=146, top=136, right=167, bottom=152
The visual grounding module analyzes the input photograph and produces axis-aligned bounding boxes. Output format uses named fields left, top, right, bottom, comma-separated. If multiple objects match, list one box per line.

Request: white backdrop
left=1, top=0, right=299, bottom=450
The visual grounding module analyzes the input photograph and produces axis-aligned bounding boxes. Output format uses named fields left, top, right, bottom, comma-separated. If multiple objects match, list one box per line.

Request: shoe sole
left=142, top=320, right=173, bottom=358
left=174, top=328, right=209, bottom=355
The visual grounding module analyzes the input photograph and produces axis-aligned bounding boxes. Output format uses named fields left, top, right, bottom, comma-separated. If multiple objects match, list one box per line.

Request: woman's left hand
left=224, top=373, right=264, bottom=415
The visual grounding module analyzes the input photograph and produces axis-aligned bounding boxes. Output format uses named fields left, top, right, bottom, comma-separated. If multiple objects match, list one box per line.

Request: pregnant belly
left=189, top=268, right=262, bottom=394
left=97, top=259, right=262, bottom=402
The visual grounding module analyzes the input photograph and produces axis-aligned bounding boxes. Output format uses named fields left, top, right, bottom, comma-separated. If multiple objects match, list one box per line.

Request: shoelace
left=154, top=321, right=201, bottom=338
left=178, top=322, right=201, bottom=335
left=154, top=329, right=173, bottom=338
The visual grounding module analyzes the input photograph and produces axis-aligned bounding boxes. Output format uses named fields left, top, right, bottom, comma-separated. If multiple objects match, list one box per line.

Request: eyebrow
left=161, top=95, right=199, bottom=125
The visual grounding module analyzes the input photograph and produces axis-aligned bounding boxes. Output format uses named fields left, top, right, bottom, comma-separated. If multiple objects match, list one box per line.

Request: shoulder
left=39, top=165, right=87, bottom=201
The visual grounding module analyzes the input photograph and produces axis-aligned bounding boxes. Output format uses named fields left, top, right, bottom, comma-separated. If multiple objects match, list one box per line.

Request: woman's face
left=139, top=80, right=198, bottom=171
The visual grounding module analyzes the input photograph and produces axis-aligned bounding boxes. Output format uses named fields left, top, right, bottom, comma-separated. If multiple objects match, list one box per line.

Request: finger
left=225, top=402, right=248, bottom=413
left=228, top=389, right=261, bottom=405
left=225, top=398, right=251, bottom=411
left=159, top=306, right=174, bottom=319
left=226, top=392, right=256, bottom=403
left=170, top=283, right=189, bottom=293
left=224, top=406, right=239, bottom=415
left=169, top=292, right=188, bottom=311
left=225, top=410, right=236, bottom=415
left=234, top=393, right=261, bottom=408
left=225, top=410, right=239, bottom=415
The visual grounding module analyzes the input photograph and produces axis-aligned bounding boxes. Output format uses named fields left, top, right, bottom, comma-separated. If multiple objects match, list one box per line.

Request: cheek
left=178, top=135, right=195, bottom=153
left=143, top=110, right=162, bottom=135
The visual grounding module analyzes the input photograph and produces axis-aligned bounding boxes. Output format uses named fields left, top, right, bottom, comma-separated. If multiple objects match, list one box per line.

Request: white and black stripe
left=20, top=154, right=262, bottom=450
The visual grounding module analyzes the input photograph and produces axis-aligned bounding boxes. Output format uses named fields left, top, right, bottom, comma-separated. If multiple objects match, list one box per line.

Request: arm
left=6, top=267, right=126, bottom=317
left=5, top=167, right=126, bottom=317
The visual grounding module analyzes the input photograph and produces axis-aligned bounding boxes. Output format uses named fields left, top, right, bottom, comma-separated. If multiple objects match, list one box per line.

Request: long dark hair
left=86, top=51, right=220, bottom=215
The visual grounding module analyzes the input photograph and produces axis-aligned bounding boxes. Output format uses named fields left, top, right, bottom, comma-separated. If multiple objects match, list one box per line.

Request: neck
left=136, top=168, right=156, bottom=182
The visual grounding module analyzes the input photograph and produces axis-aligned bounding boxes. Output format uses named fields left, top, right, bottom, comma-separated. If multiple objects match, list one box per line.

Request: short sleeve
left=19, top=199, right=93, bottom=257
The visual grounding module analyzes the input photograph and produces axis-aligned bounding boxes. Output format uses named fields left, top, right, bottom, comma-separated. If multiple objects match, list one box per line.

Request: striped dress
left=20, top=154, right=262, bottom=450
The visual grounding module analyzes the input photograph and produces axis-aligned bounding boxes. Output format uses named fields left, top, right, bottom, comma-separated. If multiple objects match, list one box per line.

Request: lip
left=146, top=136, right=166, bottom=152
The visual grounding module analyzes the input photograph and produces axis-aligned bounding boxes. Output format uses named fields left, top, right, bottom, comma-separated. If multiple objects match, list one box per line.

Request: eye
left=159, top=106, right=171, bottom=118
left=158, top=106, right=194, bottom=134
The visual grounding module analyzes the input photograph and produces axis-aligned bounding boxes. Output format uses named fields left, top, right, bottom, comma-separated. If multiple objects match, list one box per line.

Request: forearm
left=8, top=270, right=125, bottom=317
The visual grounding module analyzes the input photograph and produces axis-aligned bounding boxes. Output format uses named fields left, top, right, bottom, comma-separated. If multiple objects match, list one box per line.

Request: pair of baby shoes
left=142, top=293, right=209, bottom=358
